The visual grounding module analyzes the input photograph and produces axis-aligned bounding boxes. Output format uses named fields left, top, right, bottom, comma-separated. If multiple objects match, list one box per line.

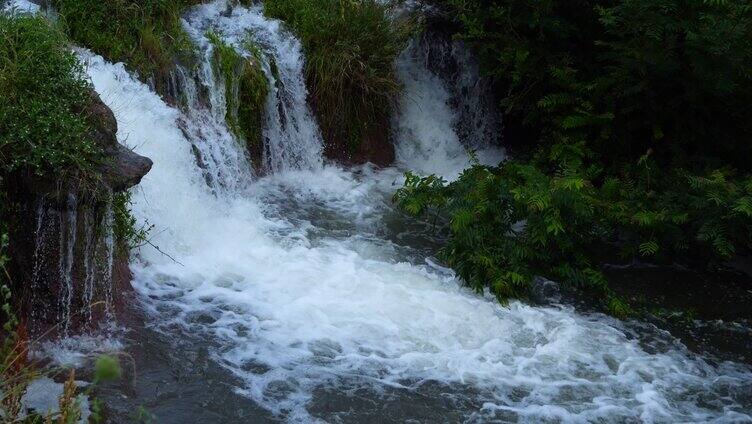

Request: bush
left=434, top=0, right=752, bottom=167
left=264, top=0, right=412, bottom=151
left=52, top=0, right=202, bottom=88
left=396, top=152, right=752, bottom=316
left=0, top=14, right=100, bottom=178
left=395, top=162, right=627, bottom=315
left=396, top=0, right=752, bottom=315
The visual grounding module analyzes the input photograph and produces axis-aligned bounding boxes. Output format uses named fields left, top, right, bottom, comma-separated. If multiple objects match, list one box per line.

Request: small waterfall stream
left=9, top=0, right=751, bottom=421
left=394, top=34, right=505, bottom=181
left=182, top=0, right=324, bottom=174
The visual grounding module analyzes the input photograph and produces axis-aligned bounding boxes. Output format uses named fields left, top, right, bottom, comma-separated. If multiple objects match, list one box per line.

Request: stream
left=16, top=0, right=752, bottom=422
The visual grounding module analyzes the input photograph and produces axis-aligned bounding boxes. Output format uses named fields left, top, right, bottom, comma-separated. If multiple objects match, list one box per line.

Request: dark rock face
left=321, top=122, right=395, bottom=168
left=5, top=90, right=152, bottom=338
left=87, top=91, right=153, bottom=191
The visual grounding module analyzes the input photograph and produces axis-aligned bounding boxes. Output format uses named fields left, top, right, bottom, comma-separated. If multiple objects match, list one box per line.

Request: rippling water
left=81, top=28, right=752, bottom=420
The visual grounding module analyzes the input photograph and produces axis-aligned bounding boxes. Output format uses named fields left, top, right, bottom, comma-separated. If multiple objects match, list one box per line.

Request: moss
left=264, top=0, right=413, bottom=153
left=113, top=191, right=151, bottom=251
left=0, top=14, right=101, bottom=179
left=207, top=32, right=269, bottom=170
left=52, top=0, right=202, bottom=91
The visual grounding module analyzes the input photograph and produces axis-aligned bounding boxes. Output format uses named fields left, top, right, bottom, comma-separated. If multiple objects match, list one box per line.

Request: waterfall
left=82, top=210, right=96, bottom=324
left=394, top=32, right=505, bottom=181
left=76, top=1, right=752, bottom=421
left=182, top=0, right=323, bottom=175
left=58, top=193, right=77, bottom=336
left=3, top=0, right=750, bottom=420
left=101, top=199, right=115, bottom=318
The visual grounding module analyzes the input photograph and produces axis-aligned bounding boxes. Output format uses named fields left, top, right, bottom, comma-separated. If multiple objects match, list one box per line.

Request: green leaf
left=638, top=240, right=659, bottom=256
left=94, top=355, right=122, bottom=383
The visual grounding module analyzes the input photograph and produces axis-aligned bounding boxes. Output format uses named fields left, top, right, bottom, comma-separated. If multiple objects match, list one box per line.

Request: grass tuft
left=264, top=0, right=413, bottom=153
left=52, top=0, right=203, bottom=91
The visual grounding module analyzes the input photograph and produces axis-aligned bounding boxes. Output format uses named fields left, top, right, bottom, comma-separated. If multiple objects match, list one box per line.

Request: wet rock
left=530, top=277, right=562, bottom=305
left=5, top=89, right=152, bottom=338
left=87, top=91, right=153, bottom=191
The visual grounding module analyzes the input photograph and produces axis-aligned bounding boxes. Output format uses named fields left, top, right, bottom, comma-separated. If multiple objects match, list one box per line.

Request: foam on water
left=83, top=35, right=752, bottom=422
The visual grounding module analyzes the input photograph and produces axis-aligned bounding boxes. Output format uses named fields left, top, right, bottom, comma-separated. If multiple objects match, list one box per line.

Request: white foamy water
left=80, top=5, right=752, bottom=422
left=182, top=0, right=324, bottom=174
left=395, top=38, right=505, bottom=181
left=2, top=0, right=39, bottom=14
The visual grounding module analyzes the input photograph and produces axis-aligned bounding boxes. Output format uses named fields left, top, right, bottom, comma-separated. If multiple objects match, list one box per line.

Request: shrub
left=0, top=14, right=100, bottom=178
left=395, top=162, right=627, bottom=315
left=52, top=0, right=202, bottom=89
left=264, top=0, right=412, bottom=151
left=434, top=0, right=752, bottom=167
left=396, top=150, right=752, bottom=316
left=393, top=0, right=752, bottom=315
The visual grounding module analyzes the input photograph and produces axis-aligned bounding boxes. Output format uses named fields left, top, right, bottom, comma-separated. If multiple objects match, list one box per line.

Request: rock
left=5, top=89, right=152, bottom=338
left=530, top=277, right=561, bottom=305
left=322, top=124, right=395, bottom=167
left=86, top=91, right=153, bottom=191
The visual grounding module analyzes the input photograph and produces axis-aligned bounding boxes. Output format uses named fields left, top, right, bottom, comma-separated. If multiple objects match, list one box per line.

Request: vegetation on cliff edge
left=52, top=0, right=202, bottom=91
left=207, top=31, right=269, bottom=167
left=0, top=14, right=100, bottom=179
left=264, top=0, right=412, bottom=153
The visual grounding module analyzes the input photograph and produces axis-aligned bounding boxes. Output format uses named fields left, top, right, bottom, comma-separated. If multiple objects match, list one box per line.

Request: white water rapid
left=74, top=1, right=752, bottom=422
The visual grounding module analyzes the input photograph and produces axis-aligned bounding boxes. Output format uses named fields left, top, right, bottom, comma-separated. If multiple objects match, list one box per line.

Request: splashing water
left=182, top=0, right=324, bottom=174
left=78, top=2, right=752, bottom=419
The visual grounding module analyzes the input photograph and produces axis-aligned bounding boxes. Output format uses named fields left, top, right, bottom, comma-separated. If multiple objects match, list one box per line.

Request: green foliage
left=396, top=154, right=752, bottom=316
left=93, top=354, right=122, bottom=383
left=395, top=164, right=627, bottom=315
left=264, top=0, right=412, bottom=150
left=207, top=31, right=269, bottom=159
left=396, top=0, right=752, bottom=316
left=0, top=14, right=101, bottom=178
left=52, top=0, right=201, bottom=85
left=113, top=191, right=152, bottom=250
left=436, top=0, right=752, bottom=167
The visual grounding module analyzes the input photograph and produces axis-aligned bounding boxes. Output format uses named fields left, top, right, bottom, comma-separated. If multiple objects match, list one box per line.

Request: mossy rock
left=208, top=32, right=269, bottom=172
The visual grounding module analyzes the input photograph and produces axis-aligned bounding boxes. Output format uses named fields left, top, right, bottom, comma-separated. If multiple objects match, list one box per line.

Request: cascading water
left=0, top=0, right=742, bottom=418
left=394, top=32, right=505, bottom=181
left=73, top=1, right=752, bottom=422
left=181, top=0, right=323, bottom=174
left=58, top=193, right=77, bottom=335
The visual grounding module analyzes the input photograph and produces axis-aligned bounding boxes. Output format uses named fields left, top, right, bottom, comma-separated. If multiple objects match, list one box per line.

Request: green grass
left=0, top=14, right=101, bottom=179
left=207, top=32, right=269, bottom=168
left=264, top=0, right=412, bottom=151
left=52, top=0, right=202, bottom=90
